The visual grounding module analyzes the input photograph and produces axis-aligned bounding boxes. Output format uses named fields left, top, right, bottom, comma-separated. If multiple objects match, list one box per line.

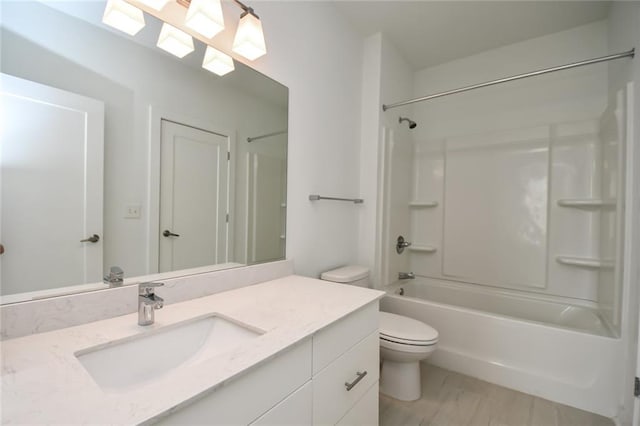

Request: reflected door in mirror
left=159, top=120, right=230, bottom=272
left=0, top=74, right=104, bottom=296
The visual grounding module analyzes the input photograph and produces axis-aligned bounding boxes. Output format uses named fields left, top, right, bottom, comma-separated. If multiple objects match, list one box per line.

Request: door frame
left=146, top=106, right=236, bottom=274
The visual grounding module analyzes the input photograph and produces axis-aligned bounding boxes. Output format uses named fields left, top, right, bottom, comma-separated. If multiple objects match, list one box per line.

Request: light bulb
left=136, top=0, right=170, bottom=11
left=232, top=12, right=266, bottom=61
left=202, top=46, right=235, bottom=76
left=157, top=23, right=194, bottom=58
left=186, top=0, right=225, bottom=39
left=102, top=0, right=145, bottom=36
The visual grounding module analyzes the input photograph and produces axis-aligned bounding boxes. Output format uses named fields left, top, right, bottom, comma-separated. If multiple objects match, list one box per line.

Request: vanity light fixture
left=157, top=23, right=194, bottom=58
left=102, top=0, right=267, bottom=76
left=231, top=2, right=267, bottom=61
left=102, top=0, right=145, bottom=36
left=185, top=0, right=225, bottom=39
left=135, top=0, right=171, bottom=11
left=202, top=45, right=235, bottom=76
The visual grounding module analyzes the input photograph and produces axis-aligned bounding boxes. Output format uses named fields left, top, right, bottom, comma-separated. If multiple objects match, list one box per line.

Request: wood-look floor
left=379, top=363, right=613, bottom=426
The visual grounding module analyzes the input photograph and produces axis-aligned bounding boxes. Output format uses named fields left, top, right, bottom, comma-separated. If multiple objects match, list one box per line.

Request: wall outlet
left=125, top=205, right=141, bottom=219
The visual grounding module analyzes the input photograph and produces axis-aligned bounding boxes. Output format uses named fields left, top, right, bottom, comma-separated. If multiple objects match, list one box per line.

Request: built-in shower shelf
left=556, top=256, right=613, bottom=269
left=409, top=201, right=439, bottom=208
left=409, top=245, right=437, bottom=253
left=557, top=199, right=615, bottom=209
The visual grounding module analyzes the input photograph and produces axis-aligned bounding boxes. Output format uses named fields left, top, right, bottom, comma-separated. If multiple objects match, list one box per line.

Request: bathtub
left=380, top=277, right=624, bottom=418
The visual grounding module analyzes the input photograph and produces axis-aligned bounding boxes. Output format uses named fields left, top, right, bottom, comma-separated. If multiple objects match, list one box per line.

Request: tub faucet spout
left=399, top=272, right=415, bottom=280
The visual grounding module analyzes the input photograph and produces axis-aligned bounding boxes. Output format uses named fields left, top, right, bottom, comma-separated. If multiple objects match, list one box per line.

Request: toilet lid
left=379, top=312, right=438, bottom=344
left=320, top=265, right=369, bottom=283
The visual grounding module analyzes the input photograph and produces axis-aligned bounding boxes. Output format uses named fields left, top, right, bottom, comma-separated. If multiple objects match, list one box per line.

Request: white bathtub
left=380, top=277, right=623, bottom=418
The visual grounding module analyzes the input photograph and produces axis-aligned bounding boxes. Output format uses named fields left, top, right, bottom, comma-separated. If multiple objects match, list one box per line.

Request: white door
left=0, top=73, right=104, bottom=296
left=159, top=120, right=229, bottom=272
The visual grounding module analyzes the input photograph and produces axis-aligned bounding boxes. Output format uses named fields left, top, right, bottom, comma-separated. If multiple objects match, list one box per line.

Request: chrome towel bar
left=309, top=194, right=364, bottom=204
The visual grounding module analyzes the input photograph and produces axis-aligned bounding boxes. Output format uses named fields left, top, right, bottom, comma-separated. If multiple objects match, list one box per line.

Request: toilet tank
left=320, top=265, right=370, bottom=288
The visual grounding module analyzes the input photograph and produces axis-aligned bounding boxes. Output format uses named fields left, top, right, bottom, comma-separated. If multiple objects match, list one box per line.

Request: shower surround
left=377, top=20, right=634, bottom=419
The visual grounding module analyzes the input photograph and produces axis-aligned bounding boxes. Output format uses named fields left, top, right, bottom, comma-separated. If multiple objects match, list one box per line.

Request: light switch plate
left=125, top=205, right=141, bottom=219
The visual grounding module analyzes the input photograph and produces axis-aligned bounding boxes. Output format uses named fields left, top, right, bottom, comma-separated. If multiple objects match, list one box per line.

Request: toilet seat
left=379, top=312, right=438, bottom=347
left=381, top=334, right=437, bottom=346
left=380, top=336, right=437, bottom=354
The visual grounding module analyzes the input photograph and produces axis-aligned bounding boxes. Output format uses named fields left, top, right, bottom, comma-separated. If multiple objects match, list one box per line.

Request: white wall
left=606, top=2, right=640, bottom=424
left=357, top=33, right=383, bottom=286
left=357, top=33, right=414, bottom=288
left=2, top=1, right=367, bottom=284
left=245, top=2, right=365, bottom=278
left=378, top=38, right=414, bottom=287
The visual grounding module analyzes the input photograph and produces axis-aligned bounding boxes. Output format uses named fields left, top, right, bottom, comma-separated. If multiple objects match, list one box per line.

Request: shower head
left=399, top=116, right=417, bottom=129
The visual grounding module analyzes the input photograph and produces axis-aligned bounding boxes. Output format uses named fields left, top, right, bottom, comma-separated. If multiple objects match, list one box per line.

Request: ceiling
left=333, top=1, right=612, bottom=70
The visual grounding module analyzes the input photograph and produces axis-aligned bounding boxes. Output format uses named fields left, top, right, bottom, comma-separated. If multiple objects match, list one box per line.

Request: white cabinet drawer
left=313, top=302, right=378, bottom=375
left=313, top=331, right=379, bottom=425
left=154, top=339, right=312, bottom=425
left=336, top=381, right=379, bottom=426
left=251, top=381, right=312, bottom=426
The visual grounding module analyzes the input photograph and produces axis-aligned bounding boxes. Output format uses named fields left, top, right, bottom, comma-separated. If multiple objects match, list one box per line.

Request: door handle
left=80, top=234, right=100, bottom=243
left=163, top=230, right=180, bottom=238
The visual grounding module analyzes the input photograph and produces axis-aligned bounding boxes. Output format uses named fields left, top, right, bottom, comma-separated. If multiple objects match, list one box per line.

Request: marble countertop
left=1, top=275, right=384, bottom=425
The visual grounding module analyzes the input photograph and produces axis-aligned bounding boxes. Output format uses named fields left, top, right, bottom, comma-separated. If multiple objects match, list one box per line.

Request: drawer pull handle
left=345, top=371, right=367, bottom=391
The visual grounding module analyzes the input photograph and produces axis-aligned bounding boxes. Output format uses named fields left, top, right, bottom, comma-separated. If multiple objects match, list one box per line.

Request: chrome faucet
left=398, top=272, right=415, bottom=280
left=138, top=282, right=164, bottom=326
left=104, top=266, right=124, bottom=287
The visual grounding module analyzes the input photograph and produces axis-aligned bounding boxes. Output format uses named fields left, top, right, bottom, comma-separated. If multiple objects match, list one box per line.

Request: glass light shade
left=102, top=0, right=145, bottom=36
left=157, top=23, right=194, bottom=58
left=232, top=13, right=266, bottom=61
left=202, top=46, right=235, bottom=76
left=186, top=0, right=225, bottom=39
left=136, top=0, right=171, bottom=11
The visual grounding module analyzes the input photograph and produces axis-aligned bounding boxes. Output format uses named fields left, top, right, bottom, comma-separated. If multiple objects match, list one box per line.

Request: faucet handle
left=109, top=266, right=124, bottom=276
left=104, top=266, right=125, bottom=286
left=139, top=282, right=164, bottom=296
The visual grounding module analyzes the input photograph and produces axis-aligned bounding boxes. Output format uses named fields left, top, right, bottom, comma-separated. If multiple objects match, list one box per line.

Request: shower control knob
left=396, top=235, right=412, bottom=254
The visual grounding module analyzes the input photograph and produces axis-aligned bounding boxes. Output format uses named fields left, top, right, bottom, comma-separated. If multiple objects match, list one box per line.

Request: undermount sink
left=75, top=315, right=262, bottom=391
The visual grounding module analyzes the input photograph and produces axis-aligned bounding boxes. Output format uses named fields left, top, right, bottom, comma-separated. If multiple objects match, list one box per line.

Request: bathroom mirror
left=0, top=1, right=288, bottom=304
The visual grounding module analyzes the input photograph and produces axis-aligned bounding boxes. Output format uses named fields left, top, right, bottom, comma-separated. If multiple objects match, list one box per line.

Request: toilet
left=320, top=265, right=439, bottom=401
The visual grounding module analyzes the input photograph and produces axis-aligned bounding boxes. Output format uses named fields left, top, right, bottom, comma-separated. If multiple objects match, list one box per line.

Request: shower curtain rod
left=247, top=130, right=287, bottom=143
left=382, top=49, right=635, bottom=111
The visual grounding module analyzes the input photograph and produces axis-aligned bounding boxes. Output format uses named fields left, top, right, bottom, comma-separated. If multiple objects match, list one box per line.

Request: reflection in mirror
left=0, top=1, right=288, bottom=304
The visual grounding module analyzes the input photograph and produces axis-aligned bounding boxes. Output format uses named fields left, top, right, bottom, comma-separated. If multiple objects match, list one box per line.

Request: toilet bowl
left=379, top=311, right=438, bottom=401
left=320, top=265, right=439, bottom=402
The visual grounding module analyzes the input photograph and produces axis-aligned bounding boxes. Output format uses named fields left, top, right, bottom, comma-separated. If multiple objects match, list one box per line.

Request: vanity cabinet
left=312, top=302, right=379, bottom=425
left=155, top=339, right=312, bottom=426
left=251, top=381, right=312, bottom=425
left=154, top=301, right=379, bottom=426
left=336, top=382, right=379, bottom=426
